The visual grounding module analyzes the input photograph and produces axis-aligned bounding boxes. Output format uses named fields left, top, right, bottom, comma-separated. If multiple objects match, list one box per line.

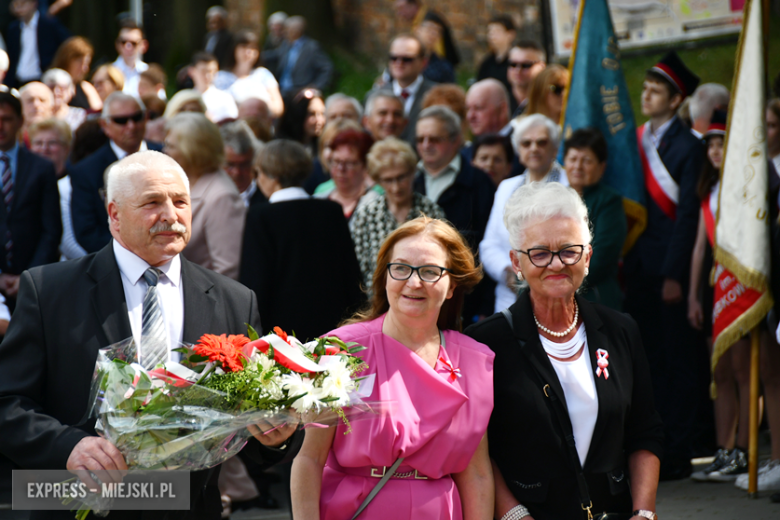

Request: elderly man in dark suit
left=264, top=16, right=333, bottom=96
left=6, top=0, right=70, bottom=87
left=0, top=91, right=61, bottom=301
left=204, top=6, right=234, bottom=70
left=70, top=92, right=162, bottom=253
left=412, top=105, right=495, bottom=320
left=0, top=150, right=301, bottom=519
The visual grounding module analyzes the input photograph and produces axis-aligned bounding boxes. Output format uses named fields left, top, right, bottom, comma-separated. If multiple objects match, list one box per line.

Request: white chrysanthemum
left=319, top=359, right=355, bottom=406
left=281, top=373, right=323, bottom=412
left=250, top=352, right=276, bottom=373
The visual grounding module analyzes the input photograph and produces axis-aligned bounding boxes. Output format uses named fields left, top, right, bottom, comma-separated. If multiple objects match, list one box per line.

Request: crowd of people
left=1, top=0, right=780, bottom=519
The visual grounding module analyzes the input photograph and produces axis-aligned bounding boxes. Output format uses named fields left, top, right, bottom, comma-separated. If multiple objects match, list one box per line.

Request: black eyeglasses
left=109, top=111, right=145, bottom=125
left=389, top=55, right=418, bottom=64
left=508, top=60, right=540, bottom=69
left=387, top=263, right=450, bottom=283
left=515, top=245, right=585, bottom=268
left=549, top=84, right=566, bottom=96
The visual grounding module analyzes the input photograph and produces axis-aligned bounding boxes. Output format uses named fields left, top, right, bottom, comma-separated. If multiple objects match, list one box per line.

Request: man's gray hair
left=106, top=150, right=190, bottom=207
left=325, top=93, right=363, bottom=119
left=504, top=182, right=591, bottom=250
left=689, top=83, right=730, bottom=123
left=268, top=11, right=288, bottom=26
left=511, top=114, right=560, bottom=154
left=102, top=92, right=145, bottom=119
left=220, top=119, right=262, bottom=157
left=285, top=15, right=306, bottom=32
left=42, top=68, right=73, bottom=89
left=417, top=105, right=461, bottom=139
left=365, top=90, right=404, bottom=117
left=206, top=6, right=228, bottom=19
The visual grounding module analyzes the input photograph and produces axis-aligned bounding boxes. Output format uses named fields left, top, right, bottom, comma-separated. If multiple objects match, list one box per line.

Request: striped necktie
left=140, top=268, right=168, bottom=370
left=1, top=155, right=12, bottom=268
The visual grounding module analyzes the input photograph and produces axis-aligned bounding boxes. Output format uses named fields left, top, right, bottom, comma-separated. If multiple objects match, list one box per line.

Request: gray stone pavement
left=232, top=438, right=780, bottom=520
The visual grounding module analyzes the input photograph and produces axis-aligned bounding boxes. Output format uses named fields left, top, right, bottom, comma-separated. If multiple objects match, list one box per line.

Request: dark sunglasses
left=109, top=111, right=145, bottom=125
left=549, top=84, right=566, bottom=96
left=389, top=55, right=418, bottom=64
left=508, top=60, right=539, bottom=69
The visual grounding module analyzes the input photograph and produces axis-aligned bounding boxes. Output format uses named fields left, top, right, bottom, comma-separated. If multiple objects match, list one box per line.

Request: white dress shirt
left=392, top=75, right=424, bottom=116
left=480, top=165, right=570, bottom=312
left=113, top=240, right=184, bottom=362
left=269, top=186, right=309, bottom=203
left=201, top=85, right=238, bottom=123
left=420, top=153, right=461, bottom=204
left=240, top=181, right=258, bottom=208
left=113, top=56, right=148, bottom=98
left=58, top=176, right=87, bottom=261
left=650, top=116, right=675, bottom=148
left=110, top=140, right=148, bottom=161
left=17, top=11, right=41, bottom=82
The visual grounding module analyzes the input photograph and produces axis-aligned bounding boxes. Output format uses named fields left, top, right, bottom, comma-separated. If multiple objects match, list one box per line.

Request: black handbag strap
left=501, top=308, right=594, bottom=519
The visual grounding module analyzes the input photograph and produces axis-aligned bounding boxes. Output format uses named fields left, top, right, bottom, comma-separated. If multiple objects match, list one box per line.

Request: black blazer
left=70, top=142, right=163, bottom=253
left=624, top=118, right=705, bottom=283
left=0, top=246, right=302, bottom=518
left=203, top=29, right=234, bottom=70
left=240, top=198, right=364, bottom=342
left=465, top=292, right=664, bottom=519
left=0, top=147, right=62, bottom=274
left=6, top=14, right=70, bottom=87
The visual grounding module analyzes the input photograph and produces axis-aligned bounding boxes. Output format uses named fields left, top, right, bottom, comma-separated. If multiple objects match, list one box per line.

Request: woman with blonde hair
left=164, top=112, right=245, bottom=279
left=50, top=36, right=102, bottom=110
left=351, top=137, right=445, bottom=291
left=524, top=64, right=570, bottom=126
left=292, top=216, right=495, bottom=520
left=91, top=64, right=124, bottom=102
left=163, top=89, right=207, bottom=119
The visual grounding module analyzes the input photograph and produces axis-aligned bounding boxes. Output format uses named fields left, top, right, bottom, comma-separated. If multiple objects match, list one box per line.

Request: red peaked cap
left=704, top=109, right=727, bottom=138
left=648, top=51, right=700, bottom=99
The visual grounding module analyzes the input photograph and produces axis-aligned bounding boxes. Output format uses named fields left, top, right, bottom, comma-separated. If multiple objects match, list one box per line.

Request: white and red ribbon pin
left=439, top=356, right=462, bottom=382
left=595, top=349, right=610, bottom=379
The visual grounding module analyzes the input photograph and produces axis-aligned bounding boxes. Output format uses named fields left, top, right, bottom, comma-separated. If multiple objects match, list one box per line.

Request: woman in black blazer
left=465, top=182, right=663, bottom=520
left=239, top=139, right=364, bottom=342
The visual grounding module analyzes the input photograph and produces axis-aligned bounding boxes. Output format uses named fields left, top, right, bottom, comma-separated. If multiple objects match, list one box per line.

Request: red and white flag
left=712, top=0, right=772, bottom=370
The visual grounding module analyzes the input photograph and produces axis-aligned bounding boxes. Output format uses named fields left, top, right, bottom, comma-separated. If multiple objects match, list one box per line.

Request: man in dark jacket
left=263, top=16, right=332, bottom=96
left=6, top=0, right=70, bottom=87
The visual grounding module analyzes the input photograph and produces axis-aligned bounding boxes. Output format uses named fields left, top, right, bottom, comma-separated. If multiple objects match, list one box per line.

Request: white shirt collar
left=22, top=11, right=39, bottom=29
left=419, top=151, right=461, bottom=178
left=499, top=121, right=513, bottom=136
left=240, top=181, right=258, bottom=207
left=269, top=186, right=310, bottom=203
left=392, top=74, right=424, bottom=97
left=112, top=239, right=182, bottom=287
left=650, top=116, right=676, bottom=147
left=110, top=140, right=148, bottom=161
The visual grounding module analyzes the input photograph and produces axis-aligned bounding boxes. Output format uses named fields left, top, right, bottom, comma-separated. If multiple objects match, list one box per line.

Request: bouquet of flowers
left=87, top=325, right=371, bottom=471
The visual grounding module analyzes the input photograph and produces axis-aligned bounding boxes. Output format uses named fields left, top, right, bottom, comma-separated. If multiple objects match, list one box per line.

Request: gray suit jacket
left=264, top=36, right=333, bottom=94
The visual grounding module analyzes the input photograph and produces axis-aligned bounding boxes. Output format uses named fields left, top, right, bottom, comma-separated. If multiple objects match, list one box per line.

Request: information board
left=549, top=0, right=744, bottom=60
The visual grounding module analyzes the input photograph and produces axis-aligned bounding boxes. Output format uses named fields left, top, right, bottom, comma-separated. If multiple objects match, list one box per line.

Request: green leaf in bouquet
left=172, top=347, right=189, bottom=355
left=267, top=345, right=275, bottom=360
left=188, top=354, right=210, bottom=363
left=281, top=392, right=307, bottom=407
left=347, top=345, right=367, bottom=354
left=318, top=396, right=341, bottom=403
left=325, top=337, right=347, bottom=349
left=246, top=324, right=260, bottom=341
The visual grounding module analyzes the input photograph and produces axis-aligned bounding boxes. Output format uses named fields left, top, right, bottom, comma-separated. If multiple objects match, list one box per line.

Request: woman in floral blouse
left=351, top=137, right=445, bottom=292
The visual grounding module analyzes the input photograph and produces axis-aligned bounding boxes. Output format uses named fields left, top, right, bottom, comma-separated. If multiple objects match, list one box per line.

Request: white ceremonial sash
left=638, top=121, right=679, bottom=220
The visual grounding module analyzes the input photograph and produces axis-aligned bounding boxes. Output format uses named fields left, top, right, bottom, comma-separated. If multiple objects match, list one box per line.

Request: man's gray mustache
left=149, top=222, right=188, bottom=235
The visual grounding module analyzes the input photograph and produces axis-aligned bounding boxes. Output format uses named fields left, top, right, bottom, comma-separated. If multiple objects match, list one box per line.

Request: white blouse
left=540, top=324, right=599, bottom=465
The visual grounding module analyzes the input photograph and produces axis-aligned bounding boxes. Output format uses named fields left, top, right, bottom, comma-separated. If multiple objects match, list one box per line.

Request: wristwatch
left=633, top=510, right=657, bottom=520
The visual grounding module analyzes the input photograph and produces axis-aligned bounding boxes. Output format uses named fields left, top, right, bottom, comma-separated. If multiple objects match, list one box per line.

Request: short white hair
left=365, top=90, right=403, bottom=117
left=102, top=92, right=144, bottom=119
left=106, top=150, right=190, bottom=207
left=268, top=11, right=288, bottom=26
left=504, top=181, right=591, bottom=250
left=417, top=105, right=461, bottom=139
left=325, top=93, right=363, bottom=119
left=689, top=83, right=730, bottom=122
left=42, top=68, right=73, bottom=89
left=206, top=6, right=228, bottom=19
left=511, top=114, right=560, bottom=155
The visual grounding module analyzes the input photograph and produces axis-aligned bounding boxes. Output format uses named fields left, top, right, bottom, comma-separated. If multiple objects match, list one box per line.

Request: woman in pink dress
left=291, top=217, right=495, bottom=519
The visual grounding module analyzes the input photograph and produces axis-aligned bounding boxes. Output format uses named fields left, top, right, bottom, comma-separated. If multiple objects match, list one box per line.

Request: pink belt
left=327, top=456, right=442, bottom=480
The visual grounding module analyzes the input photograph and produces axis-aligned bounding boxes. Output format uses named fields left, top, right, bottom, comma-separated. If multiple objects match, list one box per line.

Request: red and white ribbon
left=439, top=356, right=462, bottom=382
left=637, top=122, right=679, bottom=220
left=595, top=349, right=610, bottom=380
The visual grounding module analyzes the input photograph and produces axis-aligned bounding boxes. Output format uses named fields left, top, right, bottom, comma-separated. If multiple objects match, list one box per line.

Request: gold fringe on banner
left=714, top=247, right=771, bottom=293
left=621, top=198, right=647, bottom=255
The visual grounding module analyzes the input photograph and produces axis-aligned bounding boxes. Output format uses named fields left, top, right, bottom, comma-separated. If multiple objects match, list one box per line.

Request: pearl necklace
left=533, top=301, right=579, bottom=337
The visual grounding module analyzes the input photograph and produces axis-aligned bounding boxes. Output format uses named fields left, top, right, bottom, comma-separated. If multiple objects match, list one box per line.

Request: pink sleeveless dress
left=320, top=315, right=495, bottom=519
